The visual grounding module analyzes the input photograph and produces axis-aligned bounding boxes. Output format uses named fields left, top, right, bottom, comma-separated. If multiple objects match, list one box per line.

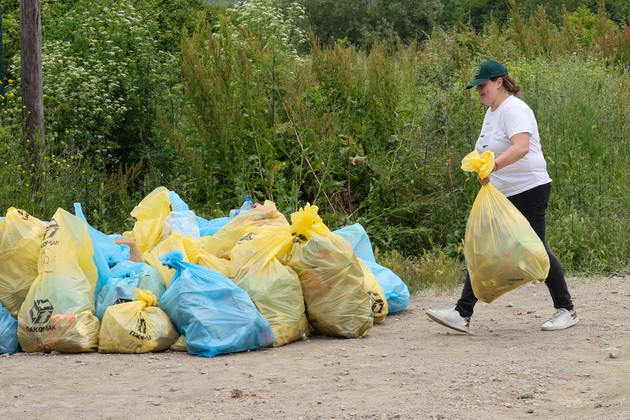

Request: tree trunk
left=20, top=0, right=45, bottom=188
left=0, top=9, right=5, bottom=104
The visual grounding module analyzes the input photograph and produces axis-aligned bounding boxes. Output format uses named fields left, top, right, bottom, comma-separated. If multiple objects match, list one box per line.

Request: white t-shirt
left=474, top=95, right=552, bottom=197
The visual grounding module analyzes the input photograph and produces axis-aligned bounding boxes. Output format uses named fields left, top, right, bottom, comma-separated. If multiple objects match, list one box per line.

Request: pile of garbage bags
left=0, top=187, right=410, bottom=357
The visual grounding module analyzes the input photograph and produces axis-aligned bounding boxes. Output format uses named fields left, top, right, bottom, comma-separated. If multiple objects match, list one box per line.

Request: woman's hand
left=477, top=175, right=491, bottom=186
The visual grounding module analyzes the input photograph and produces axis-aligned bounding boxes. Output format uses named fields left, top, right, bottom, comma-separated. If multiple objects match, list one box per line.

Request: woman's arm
left=478, top=132, right=530, bottom=185
left=493, top=132, right=530, bottom=171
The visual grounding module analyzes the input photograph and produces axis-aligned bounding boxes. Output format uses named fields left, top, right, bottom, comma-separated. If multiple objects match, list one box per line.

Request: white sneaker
left=542, top=308, right=579, bottom=331
left=426, top=307, right=471, bottom=334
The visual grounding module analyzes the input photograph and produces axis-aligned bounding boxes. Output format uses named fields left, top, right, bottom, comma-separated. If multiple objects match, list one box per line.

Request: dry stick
left=345, top=134, right=353, bottom=215
left=278, top=94, right=337, bottom=213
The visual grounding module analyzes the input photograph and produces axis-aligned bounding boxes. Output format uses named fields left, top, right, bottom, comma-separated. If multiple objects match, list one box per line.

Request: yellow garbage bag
left=461, top=149, right=496, bottom=179
left=169, top=334, right=187, bottom=352
left=202, top=201, right=288, bottom=259
left=144, top=231, right=200, bottom=286
left=356, top=258, right=388, bottom=324
left=17, top=208, right=100, bottom=353
left=124, top=187, right=172, bottom=253
left=231, top=225, right=310, bottom=347
left=461, top=150, right=550, bottom=303
left=0, top=208, right=47, bottom=317
left=288, top=204, right=373, bottom=338
left=98, top=289, right=179, bottom=353
left=193, top=249, right=232, bottom=278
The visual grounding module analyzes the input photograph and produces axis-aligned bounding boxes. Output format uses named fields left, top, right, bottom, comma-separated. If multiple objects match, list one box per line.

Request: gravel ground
left=1, top=275, right=628, bottom=420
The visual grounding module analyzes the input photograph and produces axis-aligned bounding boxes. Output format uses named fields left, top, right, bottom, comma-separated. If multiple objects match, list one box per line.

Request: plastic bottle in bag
left=229, top=196, right=254, bottom=218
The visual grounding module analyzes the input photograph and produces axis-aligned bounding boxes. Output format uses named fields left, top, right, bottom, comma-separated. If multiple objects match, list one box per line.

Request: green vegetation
left=0, top=0, right=628, bottom=292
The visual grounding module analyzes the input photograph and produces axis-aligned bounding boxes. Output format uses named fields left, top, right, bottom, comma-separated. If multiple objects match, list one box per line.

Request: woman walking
left=426, top=60, right=578, bottom=333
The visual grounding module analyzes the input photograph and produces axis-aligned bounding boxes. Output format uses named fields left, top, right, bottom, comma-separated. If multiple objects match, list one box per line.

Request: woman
left=426, top=60, right=578, bottom=333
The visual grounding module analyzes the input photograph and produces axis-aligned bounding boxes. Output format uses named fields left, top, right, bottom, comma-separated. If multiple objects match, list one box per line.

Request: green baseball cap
left=465, top=60, right=508, bottom=89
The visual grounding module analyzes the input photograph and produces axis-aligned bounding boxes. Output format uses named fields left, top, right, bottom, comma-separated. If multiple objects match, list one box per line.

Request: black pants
left=455, top=183, right=574, bottom=318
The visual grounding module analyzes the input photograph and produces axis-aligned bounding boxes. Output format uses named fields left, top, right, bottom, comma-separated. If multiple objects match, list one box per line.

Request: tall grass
left=517, top=59, right=630, bottom=274
left=1, top=2, right=628, bottom=291
left=161, top=5, right=629, bottom=287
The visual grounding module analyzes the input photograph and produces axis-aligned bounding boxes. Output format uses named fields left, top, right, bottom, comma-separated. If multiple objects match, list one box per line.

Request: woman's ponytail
left=501, top=75, right=522, bottom=96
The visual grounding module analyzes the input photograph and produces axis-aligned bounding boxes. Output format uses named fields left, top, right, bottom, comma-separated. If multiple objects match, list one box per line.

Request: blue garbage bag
left=196, top=216, right=230, bottom=237
left=334, top=223, right=410, bottom=313
left=363, top=260, right=410, bottom=314
left=74, top=203, right=125, bottom=299
left=158, top=250, right=274, bottom=357
left=0, top=301, right=19, bottom=354
left=108, top=234, right=131, bottom=260
left=95, top=261, right=165, bottom=320
left=334, top=223, right=377, bottom=262
left=169, top=191, right=190, bottom=212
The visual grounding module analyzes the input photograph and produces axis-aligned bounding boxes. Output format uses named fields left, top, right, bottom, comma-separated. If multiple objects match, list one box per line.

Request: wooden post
left=20, top=0, right=45, bottom=189
left=0, top=8, right=5, bottom=104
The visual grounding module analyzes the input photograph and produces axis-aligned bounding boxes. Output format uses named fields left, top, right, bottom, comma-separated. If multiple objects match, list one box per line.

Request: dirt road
left=1, top=276, right=628, bottom=420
